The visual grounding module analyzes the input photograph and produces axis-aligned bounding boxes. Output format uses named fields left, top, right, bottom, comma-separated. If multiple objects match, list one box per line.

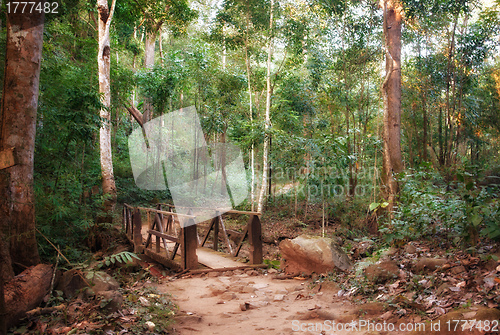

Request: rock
left=145, top=321, right=155, bottom=332
left=414, top=258, right=447, bottom=273
left=57, top=269, right=88, bottom=298
left=273, top=294, right=285, bottom=301
left=88, top=271, right=120, bottom=293
left=279, top=235, right=352, bottom=275
left=208, top=271, right=220, bottom=277
left=208, top=284, right=228, bottom=296
left=364, top=261, right=399, bottom=283
left=241, top=286, right=256, bottom=294
left=404, top=243, right=417, bottom=254
left=97, top=290, right=123, bottom=314
left=220, top=292, right=237, bottom=300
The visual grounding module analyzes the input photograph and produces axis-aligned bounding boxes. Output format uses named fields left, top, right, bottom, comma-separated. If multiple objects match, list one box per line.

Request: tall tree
left=0, top=2, right=45, bottom=277
left=257, top=0, right=275, bottom=213
left=98, top=0, right=117, bottom=216
left=381, top=0, right=403, bottom=208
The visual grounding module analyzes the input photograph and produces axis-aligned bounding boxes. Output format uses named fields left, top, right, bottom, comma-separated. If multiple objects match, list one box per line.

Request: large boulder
left=279, top=235, right=352, bottom=275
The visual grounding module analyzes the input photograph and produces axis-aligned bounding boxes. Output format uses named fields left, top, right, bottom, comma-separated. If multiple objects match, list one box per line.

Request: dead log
left=4, top=264, right=53, bottom=329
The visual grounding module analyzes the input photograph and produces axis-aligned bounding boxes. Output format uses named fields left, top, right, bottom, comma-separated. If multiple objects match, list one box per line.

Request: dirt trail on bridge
left=154, top=270, right=406, bottom=335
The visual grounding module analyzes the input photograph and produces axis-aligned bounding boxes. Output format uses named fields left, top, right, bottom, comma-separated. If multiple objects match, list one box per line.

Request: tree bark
left=257, top=0, right=274, bottom=213
left=143, top=30, right=157, bottom=122
left=98, top=0, right=117, bottom=217
left=244, top=9, right=256, bottom=211
left=0, top=3, right=44, bottom=277
left=381, top=0, right=403, bottom=208
left=4, top=264, right=53, bottom=330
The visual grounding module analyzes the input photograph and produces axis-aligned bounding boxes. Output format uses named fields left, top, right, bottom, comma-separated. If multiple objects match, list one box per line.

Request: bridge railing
left=122, top=203, right=262, bottom=270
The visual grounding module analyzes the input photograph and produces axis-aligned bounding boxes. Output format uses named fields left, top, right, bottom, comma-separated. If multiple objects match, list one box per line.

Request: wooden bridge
left=122, top=203, right=263, bottom=272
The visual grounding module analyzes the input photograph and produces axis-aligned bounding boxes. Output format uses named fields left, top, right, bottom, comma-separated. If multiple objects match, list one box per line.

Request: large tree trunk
left=257, top=0, right=274, bottom=213
left=98, top=0, right=117, bottom=217
left=4, top=264, right=53, bottom=330
left=0, top=3, right=44, bottom=278
left=381, top=0, right=403, bottom=209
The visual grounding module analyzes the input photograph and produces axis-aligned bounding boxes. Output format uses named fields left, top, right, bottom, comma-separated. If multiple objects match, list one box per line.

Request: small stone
left=233, top=269, right=244, bottom=275
left=222, top=271, right=233, bottom=276
left=220, top=292, right=237, bottom=300
left=208, top=271, right=220, bottom=277
left=145, top=321, right=155, bottom=331
left=274, top=294, right=285, bottom=301
left=241, top=286, right=256, bottom=294
left=240, top=302, right=250, bottom=311
left=268, top=268, right=278, bottom=274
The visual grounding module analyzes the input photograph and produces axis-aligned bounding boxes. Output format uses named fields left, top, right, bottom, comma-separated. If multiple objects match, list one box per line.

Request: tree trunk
left=143, top=31, right=157, bottom=122
left=381, top=0, right=403, bottom=208
left=0, top=4, right=44, bottom=277
left=245, top=10, right=256, bottom=211
left=257, top=0, right=274, bottom=213
left=98, top=0, right=117, bottom=217
left=4, top=264, right=53, bottom=330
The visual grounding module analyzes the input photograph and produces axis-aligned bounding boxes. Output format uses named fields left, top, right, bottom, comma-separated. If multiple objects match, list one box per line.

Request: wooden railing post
left=213, top=211, right=220, bottom=251
left=132, top=208, right=143, bottom=253
left=181, top=217, right=198, bottom=270
left=248, top=215, right=263, bottom=265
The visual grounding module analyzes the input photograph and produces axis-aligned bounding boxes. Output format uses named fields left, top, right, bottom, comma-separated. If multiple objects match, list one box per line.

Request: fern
left=98, top=251, right=140, bottom=269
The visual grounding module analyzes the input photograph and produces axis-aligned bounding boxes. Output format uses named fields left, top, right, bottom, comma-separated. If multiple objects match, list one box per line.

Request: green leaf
left=105, top=260, right=111, bottom=266
left=466, top=182, right=474, bottom=190
left=380, top=202, right=390, bottom=208
left=471, top=214, right=483, bottom=227
left=369, top=202, right=380, bottom=211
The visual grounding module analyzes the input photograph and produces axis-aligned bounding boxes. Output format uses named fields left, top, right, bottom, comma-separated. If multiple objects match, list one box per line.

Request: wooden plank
left=187, top=264, right=267, bottom=275
left=147, top=230, right=178, bottom=243
left=234, top=225, right=248, bottom=257
left=201, top=217, right=217, bottom=247
left=132, top=209, right=142, bottom=253
left=225, top=209, right=261, bottom=216
left=0, top=148, right=16, bottom=170
left=213, top=214, right=219, bottom=251
left=136, top=207, right=196, bottom=219
left=181, top=219, right=198, bottom=270
left=144, top=248, right=182, bottom=272
left=197, top=247, right=245, bottom=269
left=155, top=204, right=260, bottom=216
left=218, top=215, right=233, bottom=255
left=248, top=215, right=263, bottom=264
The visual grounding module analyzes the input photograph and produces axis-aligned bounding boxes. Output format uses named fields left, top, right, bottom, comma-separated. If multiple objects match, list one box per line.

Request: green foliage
left=379, top=168, right=500, bottom=246
left=97, top=251, right=141, bottom=269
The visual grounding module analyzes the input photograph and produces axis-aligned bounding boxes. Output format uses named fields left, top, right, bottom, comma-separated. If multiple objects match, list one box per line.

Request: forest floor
left=8, top=205, right=500, bottom=334
left=157, top=207, right=500, bottom=335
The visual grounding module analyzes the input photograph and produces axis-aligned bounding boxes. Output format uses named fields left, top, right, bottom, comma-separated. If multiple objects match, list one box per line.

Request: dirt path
left=153, top=270, right=407, bottom=335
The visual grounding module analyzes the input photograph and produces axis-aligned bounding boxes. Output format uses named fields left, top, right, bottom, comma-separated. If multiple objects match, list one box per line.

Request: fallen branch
left=25, top=304, right=66, bottom=318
